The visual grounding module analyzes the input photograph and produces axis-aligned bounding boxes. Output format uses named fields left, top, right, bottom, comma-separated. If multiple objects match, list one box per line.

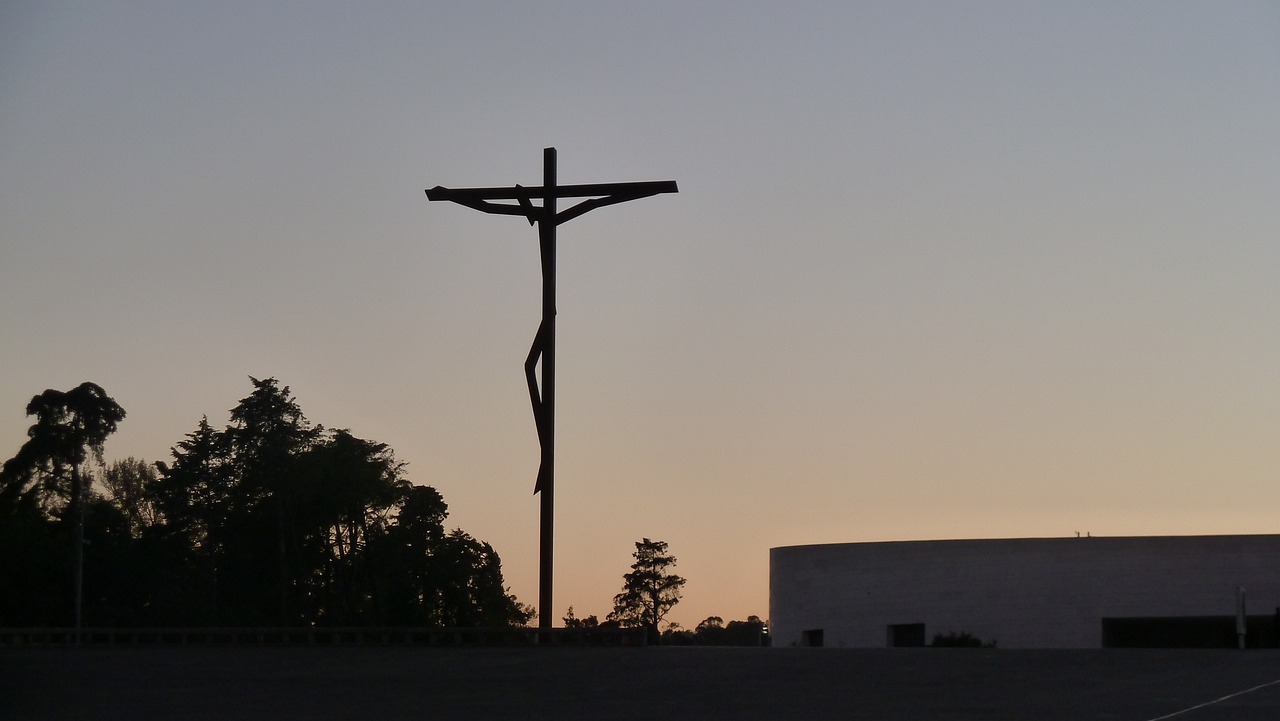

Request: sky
left=2, top=1, right=1278, bottom=629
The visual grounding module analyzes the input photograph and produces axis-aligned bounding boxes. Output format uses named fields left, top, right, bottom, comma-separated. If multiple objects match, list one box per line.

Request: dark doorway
left=1102, top=616, right=1278, bottom=648
left=888, top=623, right=926, bottom=647
left=801, top=629, right=824, bottom=647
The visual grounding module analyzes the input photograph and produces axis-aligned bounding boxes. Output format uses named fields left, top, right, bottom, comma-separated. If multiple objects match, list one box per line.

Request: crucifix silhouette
left=427, top=147, right=677, bottom=630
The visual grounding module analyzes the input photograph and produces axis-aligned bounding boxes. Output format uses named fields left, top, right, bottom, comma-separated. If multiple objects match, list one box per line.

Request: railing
left=0, top=626, right=648, bottom=648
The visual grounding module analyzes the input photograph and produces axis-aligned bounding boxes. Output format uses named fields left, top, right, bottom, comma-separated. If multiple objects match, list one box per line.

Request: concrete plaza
left=5, top=646, right=1280, bottom=720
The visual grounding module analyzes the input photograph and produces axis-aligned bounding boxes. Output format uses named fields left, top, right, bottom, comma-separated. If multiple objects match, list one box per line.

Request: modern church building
left=770, top=535, right=1280, bottom=649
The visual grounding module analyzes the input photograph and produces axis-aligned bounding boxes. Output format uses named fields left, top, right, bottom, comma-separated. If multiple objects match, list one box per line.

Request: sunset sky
left=3, top=2, right=1277, bottom=628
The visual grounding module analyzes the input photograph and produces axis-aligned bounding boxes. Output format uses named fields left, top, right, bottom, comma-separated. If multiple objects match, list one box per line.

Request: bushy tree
left=224, top=377, right=319, bottom=623
left=150, top=416, right=232, bottom=623
left=661, top=615, right=769, bottom=646
left=99, top=457, right=159, bottom=536
left=695, top=616, right=726, bottom=643
left=562, top=606, right=600, bottom=630
left=367, top=487, right=531, bottom=627
left=293, top=429, right=408, bottom=624
left=723, top=615, right=769, bottom=646
left=0, top=382, right=126, bottom=628
left=932, top=631, right=994, bottom=648
left=1, top=377, right=533, bottom=630
left=0, top=382, right=126, bottom=519
left=608, top=538, right=686, bottom=640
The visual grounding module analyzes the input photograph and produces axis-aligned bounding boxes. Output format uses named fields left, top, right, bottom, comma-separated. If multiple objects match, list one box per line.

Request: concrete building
left=770, top=535, right=1280, bottom=649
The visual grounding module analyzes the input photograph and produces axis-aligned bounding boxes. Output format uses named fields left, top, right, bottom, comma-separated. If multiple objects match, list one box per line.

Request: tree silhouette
left=223, top=377, right=319, bottom=624
left=292, top=430, right=407, bottom=624
left=151, top=416, right=232, bottom=623
left=0, top=382, right=126, bottom=628
left=608, top=538, right=686, bottom=641
left=0, top=382, right=126, bottom=517
left=1, top=377, right=533, bottom=630
left=99, top=457, right=159, bottom=536
left=562, top=606, right=600, bottom=630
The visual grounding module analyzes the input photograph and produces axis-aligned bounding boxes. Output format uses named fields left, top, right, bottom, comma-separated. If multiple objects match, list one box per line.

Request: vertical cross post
left=537, top=147, right=556, bottom=628
left=427, top=148, right=676, bottom=631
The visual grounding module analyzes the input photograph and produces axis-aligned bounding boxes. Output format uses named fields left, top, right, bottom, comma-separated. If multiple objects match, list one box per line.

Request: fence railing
left=0, top=626, right=648, bottom=648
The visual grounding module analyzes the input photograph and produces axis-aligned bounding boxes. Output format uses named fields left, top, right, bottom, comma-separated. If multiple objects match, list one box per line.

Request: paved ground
left=4, top=646, right=1280, bottom=720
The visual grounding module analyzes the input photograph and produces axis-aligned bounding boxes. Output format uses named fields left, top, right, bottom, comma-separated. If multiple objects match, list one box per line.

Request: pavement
left=4, top=646, right=1280, bottom=720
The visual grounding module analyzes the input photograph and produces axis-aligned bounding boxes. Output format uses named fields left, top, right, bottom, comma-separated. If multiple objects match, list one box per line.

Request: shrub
left=931, top=631, right=995, bottom=648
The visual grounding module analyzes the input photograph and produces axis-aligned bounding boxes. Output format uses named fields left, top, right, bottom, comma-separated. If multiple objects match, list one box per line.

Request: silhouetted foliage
left=932, top=631, right=995, bottom=648
left=662, top=615, right=770, bottom=646
left=100, top=457, right=159, bottom=536
left=0, top=382, right=126, bottom=626
left=0, top=377, right=531, bottom=629
left=607, top=538, right=686, bottom=641
left=0, top=382, right=126, bottom=518
left=562, top=606, right=600, bottom=630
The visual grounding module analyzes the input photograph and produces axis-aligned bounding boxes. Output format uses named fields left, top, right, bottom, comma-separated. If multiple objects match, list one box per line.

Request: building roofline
left=769, top=533, right=1280, bottom=553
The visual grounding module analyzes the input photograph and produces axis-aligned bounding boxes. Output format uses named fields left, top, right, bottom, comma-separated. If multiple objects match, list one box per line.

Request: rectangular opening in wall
left=887, top=623, right=926, bottom=647
left=801, top=629, right=824, bottom=647
left=1102, top=616, right=1277, bottom=648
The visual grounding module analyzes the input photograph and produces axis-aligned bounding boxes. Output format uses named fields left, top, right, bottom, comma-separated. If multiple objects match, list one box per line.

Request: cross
left=426, top=147, right=678, bottom=630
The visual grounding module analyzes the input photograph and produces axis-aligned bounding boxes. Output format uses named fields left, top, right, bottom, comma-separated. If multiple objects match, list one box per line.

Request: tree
left=152, top=416, right=229, bottom=537
left=723, top=615, right=769, bottom=646
left=0, top=382, right=125, bottom=628
left=608, top=538, right=686, bottom=641
left=562, top=606, right=600, bottom=630
left=292, top=429, right=408, bottom=624
left=695, top=615, right=726, bottom=644
left=663, top=614, right=768, bottom=646
left=1, top=377, right=535, bottom=630
left=224, top=376, right=317, bottom=504
left=433, top=530, right=533, bottom=627
left=98, top=457, right=159, bottom=536
left=151, top=416, right=234, bottom=623
left=367, top=487, right=532, bottom=628
left=1, top=382, right=126, bottom=517
left=223, top=377, right=318, bottom=624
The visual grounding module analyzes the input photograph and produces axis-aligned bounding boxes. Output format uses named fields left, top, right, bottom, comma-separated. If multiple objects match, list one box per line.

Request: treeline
left=665, top=615, right=769, bottom=646
left=564, top=608, right=769, bottom=646
left=0, top=378, right=531, bottom=629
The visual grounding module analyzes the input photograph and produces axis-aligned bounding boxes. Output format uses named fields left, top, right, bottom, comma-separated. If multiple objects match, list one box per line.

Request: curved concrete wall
left=770, top=535, right=1280, bottom=648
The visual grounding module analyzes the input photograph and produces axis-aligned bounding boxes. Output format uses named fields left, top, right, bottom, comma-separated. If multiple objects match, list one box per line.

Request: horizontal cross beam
left=425, top=180, right=677, bottom=202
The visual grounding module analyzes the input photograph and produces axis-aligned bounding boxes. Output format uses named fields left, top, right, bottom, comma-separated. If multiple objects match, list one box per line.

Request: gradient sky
left=3, top=2, right=1278, bottom=628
